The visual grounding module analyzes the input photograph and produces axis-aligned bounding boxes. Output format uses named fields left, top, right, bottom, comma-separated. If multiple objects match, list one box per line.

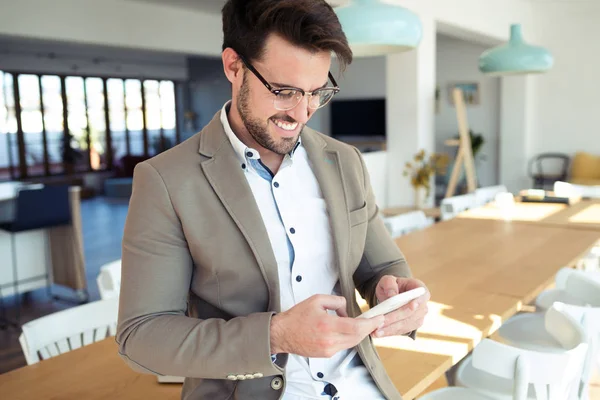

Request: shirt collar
left=220, top=101, right=302, bottom=163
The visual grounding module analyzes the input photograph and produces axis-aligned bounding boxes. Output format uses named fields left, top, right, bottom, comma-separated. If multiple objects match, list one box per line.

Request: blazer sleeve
left=116, top=161, right=283, bottom=379
left=351, top=147, right=413, bottom=309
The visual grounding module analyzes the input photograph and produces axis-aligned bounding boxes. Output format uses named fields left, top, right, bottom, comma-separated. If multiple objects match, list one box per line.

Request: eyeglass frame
left=237, top=53, right=340, bottom=110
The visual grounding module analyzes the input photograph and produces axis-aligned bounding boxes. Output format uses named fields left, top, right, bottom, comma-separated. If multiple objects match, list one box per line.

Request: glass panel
left=41, top=75, right=64, bottom=174
left=4, top=73, right=20, bottom=178
left=0, top=71, right=11, bottom=180
left=144, top=80, right=161, bottom=155
left=107, top=78, right=127, bottom=162
left=85, top=77, right=106, bottom=170
left=125, top=79, right=144, bottom=155
left=66, top=76, right=89, bottom=172
left=160, top=80, right=176, bottom=150
left=19, top=74, right=44, bottom=176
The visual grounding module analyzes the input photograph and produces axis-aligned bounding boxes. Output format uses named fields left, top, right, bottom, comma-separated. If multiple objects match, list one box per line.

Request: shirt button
left=241, top=163, right=246, bottom=169
left=246, top=151, right=253, bottom=158
left=317, top=372, right=324, bottom=379
left=289, top=227, right=295, bottom=234
left=271, top=376, right=283, bottom=390
left=296, top=275, right=302, bottom=282
left=274, top=182, right=279, bottom=188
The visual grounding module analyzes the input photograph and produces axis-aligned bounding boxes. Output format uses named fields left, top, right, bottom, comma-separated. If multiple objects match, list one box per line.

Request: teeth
left=272, top=119, right=298, bottom=131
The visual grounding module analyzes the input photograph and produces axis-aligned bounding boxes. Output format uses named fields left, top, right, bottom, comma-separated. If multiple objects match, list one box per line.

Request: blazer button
left=253, top=373, right=263, bottom=379
left=236, top=374, right=246, bottom=380
left=244, top=374, right=254, bottom=380
left=226, top=375, right=237, bottom=381
left=270, top=376, right=283, bottom=390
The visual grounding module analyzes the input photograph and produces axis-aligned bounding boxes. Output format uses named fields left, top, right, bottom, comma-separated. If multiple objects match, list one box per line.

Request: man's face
left=235, top=34, right=332, bottom=155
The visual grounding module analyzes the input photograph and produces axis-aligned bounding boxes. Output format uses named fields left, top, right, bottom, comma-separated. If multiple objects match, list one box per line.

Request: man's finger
left=377, top=275, right=399, bottom=299
left=336, top=315, right=385, bottom=336
left=314, top=294, right=347, bottom=315
left=377, top=307, right=428, bottom=336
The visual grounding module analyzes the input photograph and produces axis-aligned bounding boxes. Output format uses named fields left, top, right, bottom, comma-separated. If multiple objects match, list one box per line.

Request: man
left=116, top=0, right=429, bottom=399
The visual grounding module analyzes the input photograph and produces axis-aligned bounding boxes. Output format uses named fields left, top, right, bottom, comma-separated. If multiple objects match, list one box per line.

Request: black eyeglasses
left=238, top=54, right=340, bottom=111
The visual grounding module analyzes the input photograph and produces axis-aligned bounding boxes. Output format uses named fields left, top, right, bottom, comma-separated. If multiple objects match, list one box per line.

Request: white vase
left=414, top=187, right=426, bottom=209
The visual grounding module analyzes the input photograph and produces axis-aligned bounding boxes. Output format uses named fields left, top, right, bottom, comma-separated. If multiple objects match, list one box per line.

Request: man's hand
left=270, top=294, right=385, bottom=358
left=372, top=276, right=430, bottom=338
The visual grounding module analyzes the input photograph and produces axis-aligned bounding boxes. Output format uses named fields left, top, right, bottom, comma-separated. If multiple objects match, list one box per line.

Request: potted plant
left=403, top=150, right=449, bottom=208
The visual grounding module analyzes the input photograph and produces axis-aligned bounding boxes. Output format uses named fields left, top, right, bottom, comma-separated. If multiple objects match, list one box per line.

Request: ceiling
left=127, top=0, right=349, bottom=14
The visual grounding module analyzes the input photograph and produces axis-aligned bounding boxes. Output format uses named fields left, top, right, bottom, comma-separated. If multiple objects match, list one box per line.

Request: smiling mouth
left=270, top=117, right=299, bottom=132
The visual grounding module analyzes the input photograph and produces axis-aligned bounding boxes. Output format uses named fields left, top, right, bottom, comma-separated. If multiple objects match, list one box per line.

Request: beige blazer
left=116, top=111, right=412, bottom=400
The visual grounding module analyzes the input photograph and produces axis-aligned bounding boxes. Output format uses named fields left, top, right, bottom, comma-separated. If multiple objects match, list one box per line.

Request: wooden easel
left=444, top=88, right=478, bottom=198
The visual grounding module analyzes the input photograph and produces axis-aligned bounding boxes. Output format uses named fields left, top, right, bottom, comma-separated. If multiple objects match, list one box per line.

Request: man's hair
left=222, top=0, right=352, bottom=71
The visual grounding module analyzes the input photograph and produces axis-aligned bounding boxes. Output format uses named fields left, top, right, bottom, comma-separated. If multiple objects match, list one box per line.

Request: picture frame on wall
left=448, top=82, right=480, bottom=106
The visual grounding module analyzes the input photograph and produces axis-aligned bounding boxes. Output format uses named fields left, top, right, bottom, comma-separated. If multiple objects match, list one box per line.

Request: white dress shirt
left=220, top=102, right=385, bottom=400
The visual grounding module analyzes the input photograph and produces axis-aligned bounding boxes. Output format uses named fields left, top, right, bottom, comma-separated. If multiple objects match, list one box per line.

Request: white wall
left=0, top=0, right=223, bottom=56
left=362, top=151, right=388, bottom=208
left=529, top=2, right=600, bottom=161
left=435, top=34, right=500, bottom=188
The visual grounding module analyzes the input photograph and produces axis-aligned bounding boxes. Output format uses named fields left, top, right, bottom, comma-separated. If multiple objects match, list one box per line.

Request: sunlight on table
left=458, top=202, right=566, bottom=222
left=372, top=301, right=503, bottom=364
left=568, top=204, right=600, bottom=224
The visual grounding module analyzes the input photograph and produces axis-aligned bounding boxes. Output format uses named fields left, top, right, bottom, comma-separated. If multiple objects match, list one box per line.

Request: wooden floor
left=0, top=196, right=128, bottom=374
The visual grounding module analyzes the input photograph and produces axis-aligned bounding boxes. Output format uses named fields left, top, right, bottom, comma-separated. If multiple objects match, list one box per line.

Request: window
left=0, top=71, right=180, bottom=180
left=41, top=75, right=65, bottom=175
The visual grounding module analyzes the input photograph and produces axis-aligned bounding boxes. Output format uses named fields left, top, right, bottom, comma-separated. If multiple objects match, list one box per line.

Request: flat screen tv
left=330, top=99, right=385, bottom=139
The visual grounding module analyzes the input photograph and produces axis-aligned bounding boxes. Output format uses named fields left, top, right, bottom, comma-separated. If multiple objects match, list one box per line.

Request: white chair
left=19, top=297, right=119, bottom=365
left=96, top=259, right=122, bottom=299
left=535, top=268, right=600, bottom=311
left=440, top=193, right=476, bottom=221
left=475, top=185, right=509, bottom=207
left=497, top=270, right=600, bottom=400
left=419, top=303, right=588, bottom=400
left=383, top=210, right=433, bottom=238
left=554, top=181, right=600, bottom=199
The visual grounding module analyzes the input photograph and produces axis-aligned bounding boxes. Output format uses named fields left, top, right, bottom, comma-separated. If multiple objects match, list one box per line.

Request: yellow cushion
left=570, top=152, right=600, bottom=181
left=569, top=177, right=600, bottom=186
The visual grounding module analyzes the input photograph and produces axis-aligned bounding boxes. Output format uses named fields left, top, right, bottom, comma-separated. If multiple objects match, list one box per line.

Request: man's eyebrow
left=271, top=81, right=329, bottom=91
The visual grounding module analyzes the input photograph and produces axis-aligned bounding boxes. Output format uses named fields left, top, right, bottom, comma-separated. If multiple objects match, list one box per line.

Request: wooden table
left=0, top=339, right=181, bottom=400
left=2, top=218, right=598, bottom=400
left=382, top=206, right=442, bottom=220
left=458, top=199, right=600, bottom=231
left=376, top=218, right=600, bottom=399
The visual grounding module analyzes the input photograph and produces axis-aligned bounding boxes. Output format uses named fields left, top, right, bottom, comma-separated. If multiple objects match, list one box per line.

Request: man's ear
left=222, top=48, right=243, bottom=84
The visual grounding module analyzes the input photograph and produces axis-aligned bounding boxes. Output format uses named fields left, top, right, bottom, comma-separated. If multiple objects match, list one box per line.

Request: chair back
left=383, top=211, right=431, bottom=238
left=528, top=153, right=570, bottom=190
left=556, top=268, right=600, bottom=307
left=472, top=303, right=588, bottom=400
left=440, top=193, right=476, bottom=220
left=97, top=260, right=122, bottom=300
left=475, top=185, right=508, bottom=207
left=554, top=302, right=600, bottom=400
left=18, top=298, right=119, bottom=365
left=13, top=184, right=71, bottom=232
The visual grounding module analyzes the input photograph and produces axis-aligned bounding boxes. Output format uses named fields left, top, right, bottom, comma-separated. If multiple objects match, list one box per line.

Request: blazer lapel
left=198, top=113, right=281, bottom=312
left=301, top=129, right=352, bottom=294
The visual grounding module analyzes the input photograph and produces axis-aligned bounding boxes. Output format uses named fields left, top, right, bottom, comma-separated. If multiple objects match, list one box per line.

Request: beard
left=237, top=72, right=302, bottom=156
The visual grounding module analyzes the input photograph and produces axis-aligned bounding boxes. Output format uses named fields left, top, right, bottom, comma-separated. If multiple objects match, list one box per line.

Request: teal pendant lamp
left=479, top=24, right=553, bottom=76
left=335, top=0, right=422, bottom=57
